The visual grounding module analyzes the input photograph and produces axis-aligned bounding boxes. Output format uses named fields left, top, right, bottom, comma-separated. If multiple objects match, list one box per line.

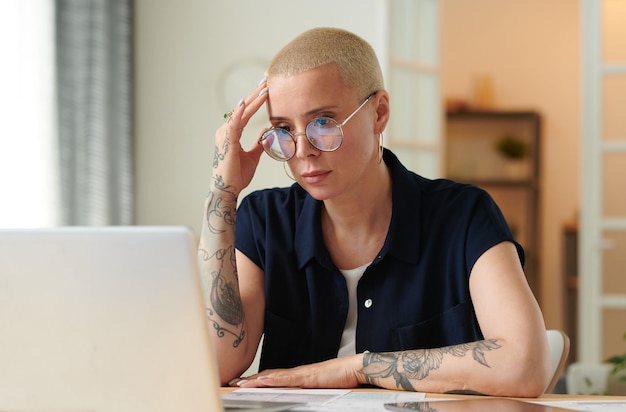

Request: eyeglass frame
left=258, top=91, right=377, bottom=161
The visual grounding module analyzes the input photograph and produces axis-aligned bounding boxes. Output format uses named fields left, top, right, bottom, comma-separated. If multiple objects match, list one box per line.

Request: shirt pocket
left=391, top=299, right=482, bottom=350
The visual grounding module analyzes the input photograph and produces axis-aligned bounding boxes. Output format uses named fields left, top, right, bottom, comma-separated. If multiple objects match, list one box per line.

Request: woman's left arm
left=235, top=241, right=551, bottom=397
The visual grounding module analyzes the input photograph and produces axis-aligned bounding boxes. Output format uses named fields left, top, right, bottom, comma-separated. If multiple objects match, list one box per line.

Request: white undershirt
left=337, top=263, right=368, bottom=358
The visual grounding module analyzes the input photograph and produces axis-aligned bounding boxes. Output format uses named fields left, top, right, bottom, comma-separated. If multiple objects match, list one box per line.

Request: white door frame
left=579, top=0, right=626, bottom=362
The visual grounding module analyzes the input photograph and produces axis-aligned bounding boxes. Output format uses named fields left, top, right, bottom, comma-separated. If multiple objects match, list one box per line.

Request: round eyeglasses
left=258, top=93, right=375, bottom=161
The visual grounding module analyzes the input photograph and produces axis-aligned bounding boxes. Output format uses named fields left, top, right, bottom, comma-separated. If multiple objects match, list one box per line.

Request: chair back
left=545, top=329, right=570, bottom=393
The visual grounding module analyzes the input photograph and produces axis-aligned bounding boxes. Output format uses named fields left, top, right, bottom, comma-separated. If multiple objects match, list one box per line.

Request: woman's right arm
left=197, top=81, right=268, bottom=384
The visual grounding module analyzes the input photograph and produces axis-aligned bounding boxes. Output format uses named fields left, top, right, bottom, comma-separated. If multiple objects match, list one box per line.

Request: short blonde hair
left=266, top=27, right=384, bottom=99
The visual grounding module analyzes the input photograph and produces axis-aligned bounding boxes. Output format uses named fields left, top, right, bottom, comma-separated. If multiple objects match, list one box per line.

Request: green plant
left=583, top=376, right=610, bottom=396
left=495, top=135, right=528, bottom=159
left=606, top=332, right=626, bottom=383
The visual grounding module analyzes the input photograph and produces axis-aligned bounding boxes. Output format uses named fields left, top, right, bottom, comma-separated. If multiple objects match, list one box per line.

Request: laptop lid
left=0, top=226, right=222, bottom=412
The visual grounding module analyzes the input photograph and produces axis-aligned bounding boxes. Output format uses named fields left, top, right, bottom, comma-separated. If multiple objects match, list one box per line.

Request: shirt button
left=364, top=299, right=373, bottom=308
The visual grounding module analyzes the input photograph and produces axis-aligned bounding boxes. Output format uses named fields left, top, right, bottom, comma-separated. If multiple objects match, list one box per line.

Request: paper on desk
left=223, top=388, right=426, bottom=411
left=222, top=388, right=349, bottom=405
left=531, top=400, right=626, bottom=412
left=417, top=397, right=626, bottom=412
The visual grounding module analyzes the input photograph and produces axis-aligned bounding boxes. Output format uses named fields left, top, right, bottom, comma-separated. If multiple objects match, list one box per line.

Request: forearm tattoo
left=200, top=242, right=245, bottom=347
left=361, top=339, right=501, bottom=391
left=198, top=142, right=245, bottom=347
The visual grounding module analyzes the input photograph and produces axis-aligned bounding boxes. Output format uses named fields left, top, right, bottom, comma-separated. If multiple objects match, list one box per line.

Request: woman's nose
left=293, top=132, right=319, bottom=159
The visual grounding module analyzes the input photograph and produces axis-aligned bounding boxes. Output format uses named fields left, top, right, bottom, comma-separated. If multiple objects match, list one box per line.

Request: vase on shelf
left=504, top=159, right=529, bottom=180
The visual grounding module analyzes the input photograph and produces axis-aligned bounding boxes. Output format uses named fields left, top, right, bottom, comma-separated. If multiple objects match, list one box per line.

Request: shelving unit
left=445, top=110, right=542, bottom=301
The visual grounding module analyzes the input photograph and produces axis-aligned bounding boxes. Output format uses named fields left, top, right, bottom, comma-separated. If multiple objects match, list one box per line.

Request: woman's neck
left=321, top=161, right=392, bottom=269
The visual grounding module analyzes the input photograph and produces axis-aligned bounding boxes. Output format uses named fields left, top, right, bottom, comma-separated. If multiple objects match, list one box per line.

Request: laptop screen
left=0, top=226, right=223, bottom=412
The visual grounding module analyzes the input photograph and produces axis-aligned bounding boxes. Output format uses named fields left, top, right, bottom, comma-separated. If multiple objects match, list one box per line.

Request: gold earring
left=378, top=133, right=384, bottom=164
left=283, top=162, right=295, bottom=181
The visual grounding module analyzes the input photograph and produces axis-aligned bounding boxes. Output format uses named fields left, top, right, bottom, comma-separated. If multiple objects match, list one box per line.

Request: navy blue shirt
left=235, top=149, right=523, bottom=370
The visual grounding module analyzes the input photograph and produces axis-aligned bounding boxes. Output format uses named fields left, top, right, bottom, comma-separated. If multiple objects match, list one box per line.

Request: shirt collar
left=382, top=149, right=422, bottom=265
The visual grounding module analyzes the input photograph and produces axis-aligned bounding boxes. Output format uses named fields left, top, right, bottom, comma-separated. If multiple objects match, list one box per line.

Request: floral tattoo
left=361, top=339, right=502, bottom=391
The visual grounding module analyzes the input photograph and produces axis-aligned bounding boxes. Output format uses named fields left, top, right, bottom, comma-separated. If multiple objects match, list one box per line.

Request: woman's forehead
left=266, top=67, right=358, bottom=117
left=268, top=65, right=344, bottom=94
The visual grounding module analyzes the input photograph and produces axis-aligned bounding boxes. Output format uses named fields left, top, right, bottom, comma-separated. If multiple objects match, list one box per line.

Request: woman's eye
left=311, top=117, right=334, bottom=128
left=276, top=125, right=292, bottom=132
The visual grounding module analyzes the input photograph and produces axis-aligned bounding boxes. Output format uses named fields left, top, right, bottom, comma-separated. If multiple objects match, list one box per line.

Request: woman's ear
left=373, top=90, right=390, bottom=134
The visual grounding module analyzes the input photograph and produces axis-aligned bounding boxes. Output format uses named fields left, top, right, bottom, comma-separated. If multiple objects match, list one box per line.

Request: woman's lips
left=301, top=170, right=330, bottom=184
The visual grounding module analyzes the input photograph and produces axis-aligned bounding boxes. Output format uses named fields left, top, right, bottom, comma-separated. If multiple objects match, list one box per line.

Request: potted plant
left=495, top=135, right=528, bottom=160
left=567, top=333, right=626, bottom=395
left=494, top=135, right=529, bottom=179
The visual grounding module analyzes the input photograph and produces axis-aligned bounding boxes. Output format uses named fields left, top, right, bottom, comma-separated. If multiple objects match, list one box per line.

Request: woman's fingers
left=229, top=79, right=267, bottom=130
left=212, top=79, right=269, bottom=193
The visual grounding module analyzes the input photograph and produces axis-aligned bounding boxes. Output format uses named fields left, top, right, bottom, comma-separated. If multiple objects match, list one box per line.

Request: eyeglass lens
left=260, top=117, right=343, bottom=161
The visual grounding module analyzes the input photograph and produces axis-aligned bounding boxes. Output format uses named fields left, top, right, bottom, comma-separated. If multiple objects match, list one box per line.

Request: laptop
left=0, top=226, right=300, bottom=412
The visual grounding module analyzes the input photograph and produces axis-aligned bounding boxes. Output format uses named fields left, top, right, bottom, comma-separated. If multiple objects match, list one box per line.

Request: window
left=0, top=0, right=59, bottom=228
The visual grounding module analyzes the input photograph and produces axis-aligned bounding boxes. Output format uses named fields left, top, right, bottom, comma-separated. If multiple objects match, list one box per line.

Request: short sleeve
left=235, top=194, right=266, bottom=270
left=464, top=189, right=525, bottom=273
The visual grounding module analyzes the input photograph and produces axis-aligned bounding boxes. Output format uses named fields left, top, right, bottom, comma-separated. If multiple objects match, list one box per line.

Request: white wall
left=134, top=0, right=387, bottom=238
left=440, top=0, right=580, bottom=330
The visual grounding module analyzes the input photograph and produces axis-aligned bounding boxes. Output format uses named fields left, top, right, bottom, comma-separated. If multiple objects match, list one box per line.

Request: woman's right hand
left=212, top=78, right=268, bottom=197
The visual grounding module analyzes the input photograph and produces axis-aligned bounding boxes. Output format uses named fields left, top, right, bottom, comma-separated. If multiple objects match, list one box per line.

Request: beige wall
left=135, top=0, right=590, bottom=333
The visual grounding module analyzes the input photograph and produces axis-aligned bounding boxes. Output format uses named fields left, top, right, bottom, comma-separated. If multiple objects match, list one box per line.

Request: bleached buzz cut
left=266, top=27, right=384, bottom=99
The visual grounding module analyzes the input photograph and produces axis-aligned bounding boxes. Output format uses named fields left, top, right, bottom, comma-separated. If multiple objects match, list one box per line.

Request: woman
left=198, top=27, right=551, bottom=396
